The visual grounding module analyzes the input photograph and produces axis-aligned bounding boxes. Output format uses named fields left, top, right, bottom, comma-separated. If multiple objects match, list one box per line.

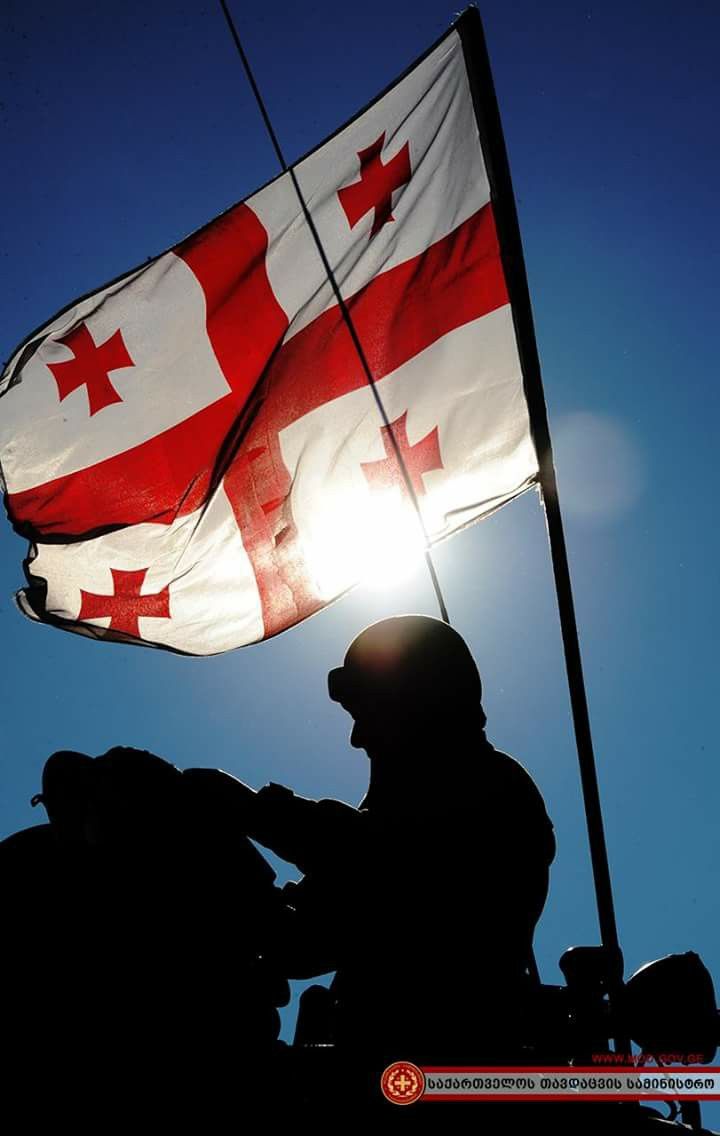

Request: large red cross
left=361, top=411, right=443, bottom=500
left=338, top=132, right=411, bottom=237
left=48, top=323, right=134, bottom=416
left=79, top=567, right=170, bottom=638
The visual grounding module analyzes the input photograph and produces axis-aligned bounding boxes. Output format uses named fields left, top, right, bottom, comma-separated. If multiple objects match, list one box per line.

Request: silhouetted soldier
left=242, top=615, right=556, bottom=1077
left=80, top=747, right=291, bottom=1109
left=0, top=747, right=291, bottom=1115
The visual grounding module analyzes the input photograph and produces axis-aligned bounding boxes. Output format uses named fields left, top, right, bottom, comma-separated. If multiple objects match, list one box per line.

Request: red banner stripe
left=264, top=200, right=507, bottom=431
left=177, top=202, right=289, bottom=403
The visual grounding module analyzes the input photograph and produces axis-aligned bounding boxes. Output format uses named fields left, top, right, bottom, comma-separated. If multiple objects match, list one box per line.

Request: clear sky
left=1, top=0, right=718, bottom=1100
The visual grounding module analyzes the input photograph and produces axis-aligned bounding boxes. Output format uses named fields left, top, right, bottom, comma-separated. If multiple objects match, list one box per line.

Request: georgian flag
left=0, top=19, right=538, bottom=654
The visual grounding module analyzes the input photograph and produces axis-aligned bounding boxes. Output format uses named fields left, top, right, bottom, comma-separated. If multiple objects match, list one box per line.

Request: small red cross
left=361, top=411, right=443, bottom=500
left=79, top=567, right=170, bottom=638
left=48, top=323, right=134, bottom=416
left=338, top=132, right=411, bottom=238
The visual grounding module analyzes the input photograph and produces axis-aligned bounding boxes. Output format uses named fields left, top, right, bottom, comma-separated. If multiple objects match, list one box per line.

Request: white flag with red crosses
left=0, top=16, right=539, bottom=654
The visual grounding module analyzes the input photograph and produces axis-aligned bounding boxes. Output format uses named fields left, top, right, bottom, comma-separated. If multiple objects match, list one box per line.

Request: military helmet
left=328, top=614, right=484, bottom=719
left=31, top=749, right=95, bottom=814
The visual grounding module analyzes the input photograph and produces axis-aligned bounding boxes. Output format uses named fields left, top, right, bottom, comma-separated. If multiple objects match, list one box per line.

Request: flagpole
left=457, top=5, right=626, bottom=998
left=217, top=0, right=450, bottom=625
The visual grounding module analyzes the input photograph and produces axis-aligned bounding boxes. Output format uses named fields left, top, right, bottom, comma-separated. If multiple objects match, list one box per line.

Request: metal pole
left=456, top=7, right=624, bottom=975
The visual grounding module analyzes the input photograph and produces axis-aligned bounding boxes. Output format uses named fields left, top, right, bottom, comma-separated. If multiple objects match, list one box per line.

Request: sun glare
left=303, top=490, right=432, bottom=599
left=360, top=496, right=427, bottom=589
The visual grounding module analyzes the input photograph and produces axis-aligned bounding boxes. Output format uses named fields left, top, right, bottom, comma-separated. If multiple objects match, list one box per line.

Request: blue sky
left=1, top=0, right=718, bottom=1098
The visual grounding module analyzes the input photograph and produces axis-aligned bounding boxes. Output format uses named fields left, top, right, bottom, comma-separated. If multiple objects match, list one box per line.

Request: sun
left=303, top=489, right=433, bottom=599
left=359, top=496, right=428, bottom=589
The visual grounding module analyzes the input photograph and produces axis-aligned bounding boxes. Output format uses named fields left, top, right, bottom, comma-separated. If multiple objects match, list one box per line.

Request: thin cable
left=218, top=0, right=449, bottom=624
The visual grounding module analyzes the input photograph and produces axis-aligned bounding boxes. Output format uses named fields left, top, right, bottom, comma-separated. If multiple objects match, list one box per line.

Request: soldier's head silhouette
left=31, top=749, right=95, bottom=842
left=86, top=746, right=183, bottom=848
left=329, top=614, right=487, bottom=808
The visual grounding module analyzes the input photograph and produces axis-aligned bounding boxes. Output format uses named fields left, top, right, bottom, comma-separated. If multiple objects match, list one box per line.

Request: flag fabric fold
left=0, top=18, right=538, bottom=654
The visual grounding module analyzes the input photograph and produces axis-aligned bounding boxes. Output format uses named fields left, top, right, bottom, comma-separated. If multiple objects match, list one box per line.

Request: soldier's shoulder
left=486, top=745, right=546, bottom=794
left=0, top=823, right=55, bottom=855
left=0, top=824, right=58, bottom=879
left=483, top=745, right=556, bottom=844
